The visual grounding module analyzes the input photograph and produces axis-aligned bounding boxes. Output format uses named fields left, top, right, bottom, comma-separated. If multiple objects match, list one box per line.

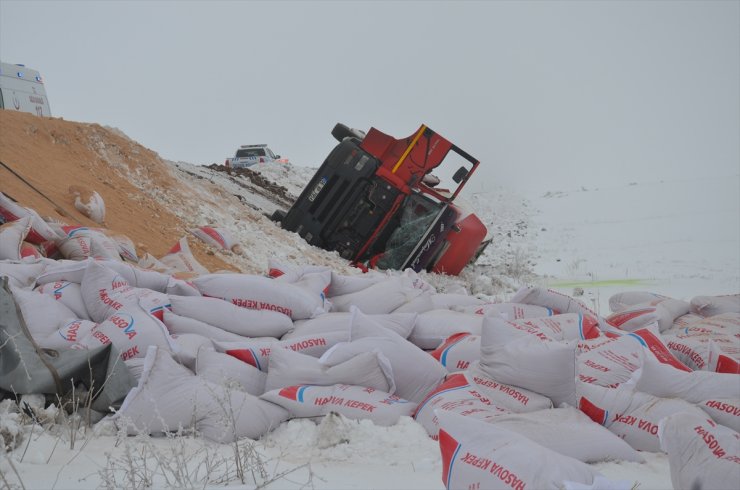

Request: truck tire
left=331, top=123, right=353, bottom=142
left=270, top=209, right=287, bottom=223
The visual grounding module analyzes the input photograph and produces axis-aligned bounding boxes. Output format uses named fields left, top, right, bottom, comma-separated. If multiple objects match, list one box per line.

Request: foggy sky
left=1, top=1, right=738, bottom=193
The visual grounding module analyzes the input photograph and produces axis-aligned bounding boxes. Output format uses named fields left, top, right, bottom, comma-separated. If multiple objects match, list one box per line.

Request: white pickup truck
left=225, top=144, right=288, bottom=169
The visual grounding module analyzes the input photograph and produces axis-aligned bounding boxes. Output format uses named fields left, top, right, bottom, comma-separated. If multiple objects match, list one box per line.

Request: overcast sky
left=1, top=1, right=738, bottom=194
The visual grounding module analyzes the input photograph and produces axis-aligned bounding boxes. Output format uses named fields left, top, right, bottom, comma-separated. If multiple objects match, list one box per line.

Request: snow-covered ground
left=2, top=159, right=738, bottom=490
left=524, top=176, right=740, bottom=315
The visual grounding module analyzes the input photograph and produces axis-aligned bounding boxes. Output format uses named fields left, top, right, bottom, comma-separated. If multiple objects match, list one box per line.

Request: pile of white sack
left=1, top=195, right=739, bottom=490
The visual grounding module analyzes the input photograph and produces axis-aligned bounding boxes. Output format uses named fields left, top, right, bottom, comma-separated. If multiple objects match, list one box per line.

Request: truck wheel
left=270, top=209, right=287, bottom=223
left=331, top=123, right=353, bottom=142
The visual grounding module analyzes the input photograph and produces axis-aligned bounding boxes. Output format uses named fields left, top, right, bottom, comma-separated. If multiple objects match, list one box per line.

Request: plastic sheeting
left=0, top=277, right=135, bottom=412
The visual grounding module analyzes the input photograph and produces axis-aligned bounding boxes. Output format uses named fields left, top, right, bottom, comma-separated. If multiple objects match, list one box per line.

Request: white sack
left=482, top=314, right=558, bottom=344
left=35, top=280, right=89, bottom=320
left=489, top=406, right=644, bottom=463
left=193, top=273, right=328, bottom=320
left=0, top=260, right=46, bottom=288
left=400, top=268, right=436, bottom=292
left=112, top=346, right=196, bottom=434
left=415, top=380, right=511, bottom=439
left=261, top=383, right=415, bottom=426
left=112, top=346, right=288, bottom=443
left=37, top=319, right=98, bottom=350
left=79, top=260, right=134, bottom=322
left=671, top=312, right=704, bottom=329
left=269, top=262, right=332, bottom=305
left=671, top=312, right=740, bottom=339
left=479, top=322, right=577, bottom=407
left=413, top=371, right=552, bottom=439
left=454, top=302, right=556, bottom=319
left=162, top=310, right=252, bottom=343
left=605, top=298, right=690, bottom=332
left=576, top=327, right=690, bottom=388
left=659, top=412, right=740, bottom=490
left=577, top=382, right=707, bottom=452
left=265, top=347, right=392, bottom=393
left=709, top=340, right=740, bottom=374
left=80, top=261, right=170, bottom=322
left=105, top=232, right=138, bottom=262
left=699, top=398, right=740, bottom=432
left=320, top=308, right=447, bottom=403
left=57, top=234, right=93, bottom=261
left=327, top=270, right=387, bottom=297
left=136, top=253, right=173, bottom=273
left=430, top=333, right=481, bottom=372
left=0, top=216, right=32, bottom=261
left=0, top=193, right=61, bottom=244
left=215, top=331, right=348, bottom=372
left=608, top=291, right=668, bottom=313
left=169, top=333, right=213, bottom=371
left=409, top=310, right=483, bottom=350
left=159, top=237, right=209, bottom=275
left=511, top=286, right=605, bottom=328
left=514, top=313, right=601, bottom=341
left=35, top=258, right=169, bottom=291
left=283, top=311, right=417, bottom=340
left=431, top=293, right=486, bottom=310
left=267, top=260, right=331, bottom=281
left=328, top=277, right=409, bottom=314
left=19, top=241, right=43, bottom=260
left=165, top=276, right=201, bottom=297
left=168, top=295, right=293, bottom=338
left=665, top=335, right=738, bottom=374
left=103, top=260, right=172, bottom=292
left=71, top=188, right=106, bottom=224
left=124, top=358, right=148, bottom=381
left=392, top=290, right=435, bottom=314
left=436, top=411, right=603, bottom=490
left=691, top=294, right=740, bottom=317
left=58, top=226, right=122, bottom=261
left=695, top=313, right=739, bottom=335
left=93, top=301, right=177, bottom=361
left=11, top=285, right=78, bottom=337
left=490, top=313, right=601, bottom=340
left=195, top=348, right=267, bottom=396
left=34, top=258, right=89, bottom=285
left=189, top=226, right=240, bottom=252
left=633, top=353, right=740, bottom=403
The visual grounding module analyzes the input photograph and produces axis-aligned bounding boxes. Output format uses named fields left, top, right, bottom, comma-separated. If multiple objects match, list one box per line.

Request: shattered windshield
left=376, top=194, right=443, bottom=270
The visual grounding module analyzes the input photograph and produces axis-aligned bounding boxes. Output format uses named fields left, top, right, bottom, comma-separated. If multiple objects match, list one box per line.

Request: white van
left=0, top=62, right=52, bottom=116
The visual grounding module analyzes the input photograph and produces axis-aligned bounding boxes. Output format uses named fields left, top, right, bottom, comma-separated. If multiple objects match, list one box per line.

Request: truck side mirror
left=452, top=166, right=468, bottom=184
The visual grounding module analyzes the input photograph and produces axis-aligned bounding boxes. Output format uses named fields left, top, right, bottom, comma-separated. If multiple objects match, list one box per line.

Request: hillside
left=0, top=111, right=237, bottom=271
left=0, top=112, right=374, bottom=277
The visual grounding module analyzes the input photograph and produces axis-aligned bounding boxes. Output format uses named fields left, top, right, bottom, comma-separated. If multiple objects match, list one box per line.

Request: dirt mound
left=0, top=111, right=236, bottom=272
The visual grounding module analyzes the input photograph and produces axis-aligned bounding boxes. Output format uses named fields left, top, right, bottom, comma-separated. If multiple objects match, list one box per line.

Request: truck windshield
left=376, top=194, right=443, bottom=270
left=236, top=148, right=266, bottom=158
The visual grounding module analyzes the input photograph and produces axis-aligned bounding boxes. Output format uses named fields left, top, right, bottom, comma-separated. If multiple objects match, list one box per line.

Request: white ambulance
left=0, top=62, right=52, bottom=116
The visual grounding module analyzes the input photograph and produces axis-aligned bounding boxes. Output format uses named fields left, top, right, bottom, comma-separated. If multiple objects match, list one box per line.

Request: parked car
left=225, top=144, right=288, bottom=169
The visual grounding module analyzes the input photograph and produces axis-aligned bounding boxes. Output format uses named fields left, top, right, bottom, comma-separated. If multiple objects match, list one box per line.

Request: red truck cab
left=277, top=123, right=490, bottom=275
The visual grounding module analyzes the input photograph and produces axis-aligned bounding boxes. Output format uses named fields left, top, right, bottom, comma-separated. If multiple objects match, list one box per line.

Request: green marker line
left=548, top=278, right=650, bottom=288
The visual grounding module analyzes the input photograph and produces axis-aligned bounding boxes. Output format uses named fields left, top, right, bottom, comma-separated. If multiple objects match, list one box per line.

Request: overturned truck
left=275, top=123, right=490, bottom=275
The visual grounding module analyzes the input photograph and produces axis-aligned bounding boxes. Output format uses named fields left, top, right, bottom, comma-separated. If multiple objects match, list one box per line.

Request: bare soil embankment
left=0, top=111, right=236, bottom=272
